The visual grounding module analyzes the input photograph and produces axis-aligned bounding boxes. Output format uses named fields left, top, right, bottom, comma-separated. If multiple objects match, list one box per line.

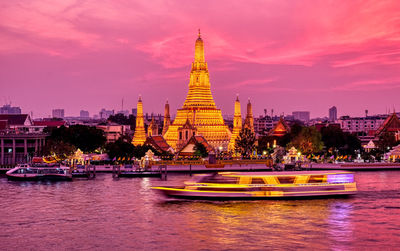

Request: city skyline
left=1, top=0, right=400, bottom=118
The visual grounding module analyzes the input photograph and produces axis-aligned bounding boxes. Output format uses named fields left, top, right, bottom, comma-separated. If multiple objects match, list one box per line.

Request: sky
left=1, top=0, right=400, bottom=119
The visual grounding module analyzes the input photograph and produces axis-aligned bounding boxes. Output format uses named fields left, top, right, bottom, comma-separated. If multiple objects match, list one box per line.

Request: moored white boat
left=152, top=171, right=357, bottom=200
left=6, top=163, right=72, bottom=181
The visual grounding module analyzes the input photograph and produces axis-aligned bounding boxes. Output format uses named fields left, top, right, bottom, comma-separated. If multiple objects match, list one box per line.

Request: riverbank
left=1, top=162, right=400, bottom=174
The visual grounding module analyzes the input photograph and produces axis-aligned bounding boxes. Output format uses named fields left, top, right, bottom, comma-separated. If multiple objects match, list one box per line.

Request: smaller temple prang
left=244, top=98, right=254, bottom=132
left=229, top=95, right=242, bottom=151
left=162, top=100, right=171, bottom=136
left=132, top=96, right=147, bottom=146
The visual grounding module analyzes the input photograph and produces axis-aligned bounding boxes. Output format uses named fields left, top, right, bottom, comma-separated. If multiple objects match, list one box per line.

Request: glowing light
left=132, top=96, right=147, bottom=146
left=164, top=32, right=231, bottom=150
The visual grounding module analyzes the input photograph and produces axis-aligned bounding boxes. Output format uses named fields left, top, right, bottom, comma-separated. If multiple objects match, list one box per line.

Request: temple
left=244, top=99, right=254, bottom=132
left=162, top=100, right=171, bottom=136
left=228, top=95, right=242, bottom=151
left=375, top=112, right=400, bottom=141
left=163, top=31, right=231, bottom=150
left=131, top=96, right=147, bottom=146
left=269, top=117, right=290, bottom=137
left=147, top=116, right=158, bottom=137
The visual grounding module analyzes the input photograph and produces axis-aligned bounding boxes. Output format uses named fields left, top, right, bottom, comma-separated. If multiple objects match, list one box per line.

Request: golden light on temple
left=244, top=98, right=254, bottom=132
left=132, top=96, right=147, bottom=146
left=228, top=95, right=242, bottom=151
left=164, top=31, right=231, bottom=150
left=162, top=100, right=171, bottom=136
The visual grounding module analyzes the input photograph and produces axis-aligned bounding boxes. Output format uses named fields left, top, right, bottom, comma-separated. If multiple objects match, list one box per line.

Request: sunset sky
left=1, top=0, right=400, bottom=118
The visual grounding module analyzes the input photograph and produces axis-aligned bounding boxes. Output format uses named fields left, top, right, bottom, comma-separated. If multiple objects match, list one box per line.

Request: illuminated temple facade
left=164, top=31, right=231, bottom=150
left=131, top=96, right=147, bottom=146
left=228, top=96, right=242, bottom=151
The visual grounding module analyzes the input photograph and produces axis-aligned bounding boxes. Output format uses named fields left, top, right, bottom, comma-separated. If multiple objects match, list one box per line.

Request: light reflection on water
left=0, top=171, right=400, bottom=250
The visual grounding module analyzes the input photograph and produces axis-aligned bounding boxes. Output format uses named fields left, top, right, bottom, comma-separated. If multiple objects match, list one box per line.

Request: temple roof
left=269, top=117, right=290, bottom=137
left=33, top=120, right=66, bottom=127
left=178, top=135, right=214, bottom=155
left=144, top=136, right=173, bottom=153
left=181, top=118, right=195, bottom=130
left=375, top=113, right=400, bottom=136
left=0, top=114, right=31, bottom=126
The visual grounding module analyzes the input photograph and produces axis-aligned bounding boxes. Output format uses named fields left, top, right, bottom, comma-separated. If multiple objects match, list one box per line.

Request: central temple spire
left=163, top=31, right=231, bottom=150
left=183, top=31, right=215, bottom=108
left=194, top=29, right=205, bottom=63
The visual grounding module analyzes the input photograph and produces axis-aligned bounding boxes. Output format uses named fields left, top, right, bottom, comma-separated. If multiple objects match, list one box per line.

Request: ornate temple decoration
left=131, top=96, right=147, bottom=146
left=163, top=31, right=231, bottom=150
left=147, top=116, right=159, bottom=137
left=244, top=98, right=254, bottom=132
left=228, top=95, right=242, bottom=151
left=375, top=112, right=400, bottom=141
left=269, top=116, right=290, bottom=137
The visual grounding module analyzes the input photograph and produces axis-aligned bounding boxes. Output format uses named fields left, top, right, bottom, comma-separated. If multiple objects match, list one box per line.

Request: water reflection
left=327, top=201, right=353, bottom=250
left=0, top=172, right=400, bottom=250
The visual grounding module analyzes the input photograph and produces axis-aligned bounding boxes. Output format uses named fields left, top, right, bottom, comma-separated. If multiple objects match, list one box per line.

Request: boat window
left=308, top=175, right=325, bottom=183
left=201, top=175, right=238, bottom=184
left=277, top=176, right=295, bottom=184
left=251, top=178, right=265, bottom=184
left=25, top=169, right=35, bottom=174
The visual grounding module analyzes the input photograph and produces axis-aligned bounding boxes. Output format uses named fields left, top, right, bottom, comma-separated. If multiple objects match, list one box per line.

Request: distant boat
left=6, top=163, right=72, bottom=181
left=152, top=171, right=357, bottom=200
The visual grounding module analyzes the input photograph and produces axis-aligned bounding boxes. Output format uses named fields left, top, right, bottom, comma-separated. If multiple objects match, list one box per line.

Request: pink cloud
left=1, top=0, right=400, bottom=117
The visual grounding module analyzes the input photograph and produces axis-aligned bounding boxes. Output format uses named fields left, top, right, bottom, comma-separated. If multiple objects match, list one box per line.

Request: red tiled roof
left=269, top=117, right=290, bottom=137
left=376, top=113, right=400, bottom=136
left=144, top=136, right=172, bottom=152
left=0, top=114, right=29, bottom=126
left=33, top=120, right=66, bottom=127
left=178, top=135, right=214, bottom=155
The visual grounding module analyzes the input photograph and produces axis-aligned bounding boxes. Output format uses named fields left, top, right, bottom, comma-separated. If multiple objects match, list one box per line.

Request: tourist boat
left=152, top=171, right=357, bottom=200
left=6, top=163, right=72, bottom=181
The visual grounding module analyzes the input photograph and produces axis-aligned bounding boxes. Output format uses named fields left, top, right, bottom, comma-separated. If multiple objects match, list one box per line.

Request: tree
left=320, top=126, right=361, bottom=156
left=132, top=145, right=159, bottom=159
left=235, top=127, right=256, bottom=157
left=42, top=139, right=76, bottom=161
left=289, top=126, right=323, bottom=155
left=278, top=123, right=303, bottom=147
left=105, top=137, right=135, bottom=160
left=193, top=142, right=209, bottom=158
left=377, top=132, right=398, bottom=152
left=49, top=125, right=106, bottom=153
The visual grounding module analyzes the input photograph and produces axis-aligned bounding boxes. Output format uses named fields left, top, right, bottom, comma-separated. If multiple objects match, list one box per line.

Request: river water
left=1, top=171, right=400, bottom=250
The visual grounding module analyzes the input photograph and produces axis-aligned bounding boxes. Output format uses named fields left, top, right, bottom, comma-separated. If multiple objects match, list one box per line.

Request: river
left=1, top=171, right=399, bottom=250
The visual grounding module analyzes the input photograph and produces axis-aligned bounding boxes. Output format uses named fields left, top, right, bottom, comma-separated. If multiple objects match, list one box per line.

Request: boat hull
left=153, top=184, right=357, bottom=200
left=118, top=171, right=161, bottom=178
left=6, top=174, right=72, bottom=181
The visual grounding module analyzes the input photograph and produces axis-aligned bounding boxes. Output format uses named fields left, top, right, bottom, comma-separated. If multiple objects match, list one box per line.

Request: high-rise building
left=131, top=108, right=137, bottom=116
left=292, top=111, right=310, bottom=122
left=163, top=31, right=231, bottom=150
left=52, top=109, right=65, bottom=119
left=329, top=106, right=337, bottom=122
left=0, top=104, right=21, bottom=114
left=228, top=96, right=242, bottom=151
left=99, top=109, right=114, bottom=119
left=131, top=96, right=147, bottom=146
left=80, top=110, right=90, bottom=118
left=162, top=100, right=171, bottom=136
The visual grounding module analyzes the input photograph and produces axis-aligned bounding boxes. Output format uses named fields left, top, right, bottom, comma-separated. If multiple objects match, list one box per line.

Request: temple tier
left=164, top=32, right=231, bottom=150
